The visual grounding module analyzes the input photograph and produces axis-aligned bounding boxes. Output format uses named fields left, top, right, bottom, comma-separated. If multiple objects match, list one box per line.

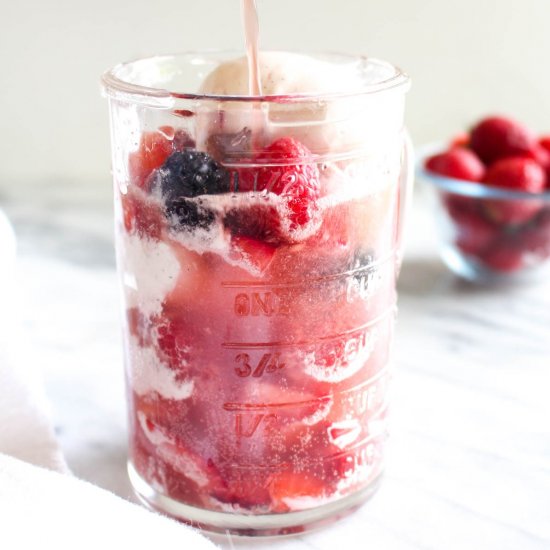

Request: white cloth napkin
left=0, top=209, right=217, bottom=549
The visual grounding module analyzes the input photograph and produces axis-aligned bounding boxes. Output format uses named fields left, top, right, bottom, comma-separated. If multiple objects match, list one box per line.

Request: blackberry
left=154, top=149, right=230, bottom=230
left=168, top=198, right=215, bottom=231
left=158, top=150, right=230, bottom=199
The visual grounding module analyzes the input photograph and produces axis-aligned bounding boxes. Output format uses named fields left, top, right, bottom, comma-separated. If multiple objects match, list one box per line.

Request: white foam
left=128, top=334, right=194, bottom=401
left=122, top=233, right=180, bottom=317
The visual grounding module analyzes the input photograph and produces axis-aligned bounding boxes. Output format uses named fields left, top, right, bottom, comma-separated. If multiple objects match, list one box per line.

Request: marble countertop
left=1, top=179, right=549, bottom=549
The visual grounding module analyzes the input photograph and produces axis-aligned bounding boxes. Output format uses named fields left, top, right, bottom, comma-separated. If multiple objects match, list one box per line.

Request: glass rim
left=101, top=50, right=411, bottom=106
left=417, top=144, right=550, bottom=201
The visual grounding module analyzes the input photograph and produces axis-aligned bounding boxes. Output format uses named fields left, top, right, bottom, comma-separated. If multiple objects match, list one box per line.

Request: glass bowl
left=417, top=146, right=550, bottom=284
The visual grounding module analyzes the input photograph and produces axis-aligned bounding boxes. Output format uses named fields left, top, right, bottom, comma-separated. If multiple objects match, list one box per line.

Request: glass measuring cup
left=102, top=52, right=411, bottom=536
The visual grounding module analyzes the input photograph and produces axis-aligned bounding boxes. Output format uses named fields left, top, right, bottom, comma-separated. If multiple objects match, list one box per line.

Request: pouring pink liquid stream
left=241, top=0, right=262, bottom=96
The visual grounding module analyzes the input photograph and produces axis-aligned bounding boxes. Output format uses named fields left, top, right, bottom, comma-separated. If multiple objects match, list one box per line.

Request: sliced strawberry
left=137, top=411, right=227, bottom=495
left=121, top=187, right=164, bottom=239
left=129, top=127, right=175, bottom=190
left=268, top=471, right=327, bottom=512
left=230, top=234, right=277, bottom=274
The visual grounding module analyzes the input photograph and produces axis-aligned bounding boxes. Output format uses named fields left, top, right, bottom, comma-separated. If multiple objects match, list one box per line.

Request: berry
left=225, top=137, right=321, bottom=243
left=523, top=144, right=550, bottom=172
left=453, top=209, right=499, bottom=256
left=157, top=150, right=231, bottom=198
left=223, top=203, right=283, bottom=244
left=153, top=314, right=191, bottom=373
left=129, top=128, right=174, bottom=190
left=481, top=157, right=545, bottom=225
left=129, top=127, right=196, bottom=191
left=121, top=187, right=164, bottom=240
left=254, top=137, right=321, bottom=229
left=167, top=198, right=215, bottom=231
left=516, top=208, right=550, bottom=259
left=449, top=133, right=470, bottom=148
left=425, top=147, right=485, bottom=181
left=230, top=234, right=277, bottom=273
left=470, top=116, right=537, bottom=164
left=539, top=136, right=550, bottom=155
left=480, top=241, right=524, bottom=273
left=267, top=471, right=326, bottom=512
left=154, top=150, right=230, bottom=230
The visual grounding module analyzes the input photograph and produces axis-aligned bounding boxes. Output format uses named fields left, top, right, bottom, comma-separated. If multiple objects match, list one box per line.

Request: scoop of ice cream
left=197, top=51, right=406, bottom=160
left=199, top=51, right=365, bottom=97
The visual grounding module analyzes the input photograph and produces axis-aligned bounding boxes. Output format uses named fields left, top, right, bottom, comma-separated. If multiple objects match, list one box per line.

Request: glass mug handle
left=395, top=129, right=414, bottom=273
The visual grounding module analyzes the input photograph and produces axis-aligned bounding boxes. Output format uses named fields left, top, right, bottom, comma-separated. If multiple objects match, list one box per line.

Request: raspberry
left=225, top=137, right=321, bottom=243
left=153, top=150, right=230, bottom=230
left=153, top=315, right=191, bottom=374
left=425, top=147, right=485, bottom=181
left=254, top=137, right=320, bottom=228
left=481, top=157, right=545, bottom=225
left=470, top=116, right=537, bottom=164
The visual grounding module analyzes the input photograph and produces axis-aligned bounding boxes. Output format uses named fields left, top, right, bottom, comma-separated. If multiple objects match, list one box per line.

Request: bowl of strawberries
left=419, top=115, right=550, bottom=283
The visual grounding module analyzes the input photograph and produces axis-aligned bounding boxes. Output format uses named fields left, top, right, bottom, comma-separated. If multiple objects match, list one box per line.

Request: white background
left=2, top=0, right=550, bottom=184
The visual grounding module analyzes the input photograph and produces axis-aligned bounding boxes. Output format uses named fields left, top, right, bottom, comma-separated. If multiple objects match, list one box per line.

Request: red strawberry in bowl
left=469, top=116, right=537, bottom=164
left=481, top=157, right=545, bottom=225
left=425, top=147, right=485, bottom=181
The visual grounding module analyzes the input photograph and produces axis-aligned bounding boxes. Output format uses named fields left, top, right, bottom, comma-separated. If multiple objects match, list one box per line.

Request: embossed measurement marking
left=224, top=368, right=390, bottom=438
left=221, top=307, right=395, bottom=350
left=221, top=252, right=395, bottom=289
left=223, top=426, right=388, bottom=470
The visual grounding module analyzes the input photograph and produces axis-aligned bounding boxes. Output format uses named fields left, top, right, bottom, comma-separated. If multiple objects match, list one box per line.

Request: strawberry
left=137, top=412, right=228, bottom=496
left=452, top=208, right=500, bottom=256
left=129, top=127, right=175, bottom=190
left=449, top=133, right=470, bottom=148
left=226, top=137, right=321, bottom=244
left=469, top=116, right=537, bottom=164
left=230, top=234, right=277, bottom=274
left=425, top=147, right=485, bottom=181
left=121, top=187, right=164, bottom=240
left=515, top=208, right=550, bottom=259
left=538, top=137, right=550, bottom=186
left=480, top=241, right=524, bottom=273
left=481, top=157, right=545, bottom=225
left=523, top=144, right=550, bottom=172
left=267, top=471, right=326, bottom=512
